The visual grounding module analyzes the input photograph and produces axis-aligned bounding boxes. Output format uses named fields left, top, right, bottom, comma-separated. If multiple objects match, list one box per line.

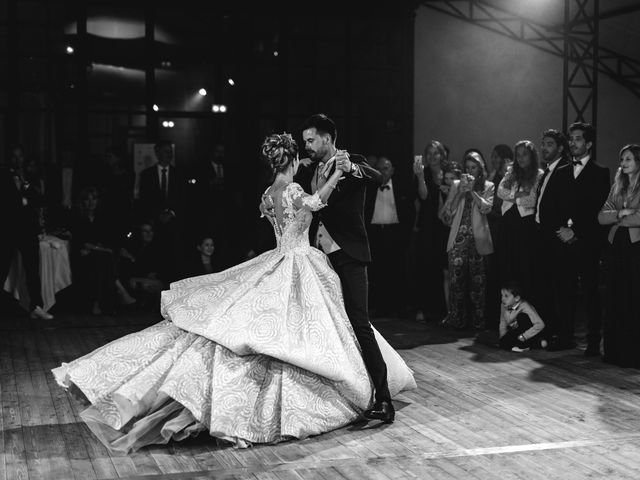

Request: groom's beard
left=306, top=150, right=319, bottom=162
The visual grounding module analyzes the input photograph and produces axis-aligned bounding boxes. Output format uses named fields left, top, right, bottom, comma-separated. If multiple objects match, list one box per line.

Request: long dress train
left=52, top=182, right=416, bottom=453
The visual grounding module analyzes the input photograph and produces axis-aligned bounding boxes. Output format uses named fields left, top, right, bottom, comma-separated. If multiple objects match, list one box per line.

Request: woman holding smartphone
left=439, top=151, right=494, bottom=329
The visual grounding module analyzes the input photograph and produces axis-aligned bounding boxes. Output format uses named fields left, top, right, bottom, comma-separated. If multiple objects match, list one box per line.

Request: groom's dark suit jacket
left=294, top=154, right=382, bottom=263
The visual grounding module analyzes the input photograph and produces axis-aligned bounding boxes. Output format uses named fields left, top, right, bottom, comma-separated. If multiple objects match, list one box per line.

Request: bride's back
left=265, top=182, right=313, bottom=251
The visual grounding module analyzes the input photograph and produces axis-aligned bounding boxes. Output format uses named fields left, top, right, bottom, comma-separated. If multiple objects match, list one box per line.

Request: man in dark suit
left=189, top=142, right=232, bottom=265
left=364, top=156, right=414, bottom=317
left=137, top=140, right=187, bottom=281
left=292, top=113, right=394, bottom=423
left=0, top=156, right=53, bottom=320
left=534, top=129, right=575, bottom=350
left=564, top=122, right=610, bottom=356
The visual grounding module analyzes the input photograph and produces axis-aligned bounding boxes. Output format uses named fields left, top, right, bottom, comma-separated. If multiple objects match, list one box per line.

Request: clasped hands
left=259, top=150, right=351, bottom=219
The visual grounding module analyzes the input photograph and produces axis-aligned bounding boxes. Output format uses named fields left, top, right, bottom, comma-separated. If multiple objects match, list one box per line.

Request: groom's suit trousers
left=328, top=249, right=391, bottom=403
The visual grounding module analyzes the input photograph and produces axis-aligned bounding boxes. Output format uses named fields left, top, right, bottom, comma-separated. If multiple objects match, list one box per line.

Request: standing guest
left=597, top=144, right=640, bottom=368
left=97, top=146, right=135, bottom=242
left=487, top=144, right=514, bottom=251
left=411, top=140, right=449, bottom=322
left=190, top=143, right=234, bottom=265
left=485, top=144, right=513, bottom=331
left=497, top=140, right=544, bottom=298
left=563, top=122, right=610, bottom=356
left=0, top=146, right=53, bottom=320
left=440, top=151, right=494, bottom=329
left=137, top=140, right=187, bottom=282
left=488, top=145, right=512, bottom=186
left=534, top=129, right=575, bottom=350
left=487, top=146, right=513, bottom=313
left=365, top=156, right=414, bottom=317
left=438, top=166, right=461, bottom=313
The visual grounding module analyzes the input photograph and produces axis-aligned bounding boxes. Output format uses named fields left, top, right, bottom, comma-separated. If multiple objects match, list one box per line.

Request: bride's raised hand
left=259, top=194, right=276, bottom=219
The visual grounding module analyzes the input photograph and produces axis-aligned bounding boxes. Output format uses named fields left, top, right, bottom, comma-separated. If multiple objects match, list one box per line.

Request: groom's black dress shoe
left=364, top=401, right=395, bottom=423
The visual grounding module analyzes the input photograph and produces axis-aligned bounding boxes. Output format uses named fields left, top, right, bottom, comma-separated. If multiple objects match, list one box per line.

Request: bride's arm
left=290, top=170, right=344, bottom=211
left=316, top=169, right=344, bottom=204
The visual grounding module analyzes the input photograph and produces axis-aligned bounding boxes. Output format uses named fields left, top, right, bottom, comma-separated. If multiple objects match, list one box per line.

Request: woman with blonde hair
left=497, top=140, right=544, bottom=298
left=52, top=132, right=415, bottom=453
left=440, top=151, right=494, bottom=329
left=598, top=144, right=640, bottom=368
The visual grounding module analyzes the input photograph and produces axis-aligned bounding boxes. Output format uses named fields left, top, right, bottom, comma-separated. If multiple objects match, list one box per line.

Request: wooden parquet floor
left=2, top=309, right=640, bottom=480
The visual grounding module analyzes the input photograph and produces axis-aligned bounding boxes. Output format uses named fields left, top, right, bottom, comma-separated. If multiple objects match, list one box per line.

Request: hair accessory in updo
left=261, top=132, right=298, bottom=173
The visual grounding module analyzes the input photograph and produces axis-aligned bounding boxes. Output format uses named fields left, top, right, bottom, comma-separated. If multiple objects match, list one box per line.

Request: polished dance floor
left=2, top=303, right=640, bottom=480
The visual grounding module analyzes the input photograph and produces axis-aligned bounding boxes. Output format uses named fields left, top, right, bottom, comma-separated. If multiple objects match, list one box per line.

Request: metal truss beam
left=563, top=0, right=598, bottom=131
left=559, top=3, right=640, bottom=28
left=420, top=0, right=640, bottom=107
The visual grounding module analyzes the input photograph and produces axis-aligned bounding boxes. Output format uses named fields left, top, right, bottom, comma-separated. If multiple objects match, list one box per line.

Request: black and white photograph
left=1, top=0, right=640, bottom=479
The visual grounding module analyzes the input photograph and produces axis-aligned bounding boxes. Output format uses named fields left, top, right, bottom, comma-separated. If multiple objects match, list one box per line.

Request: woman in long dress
left=52, top=133, right=416, bottom=454
left=597, top=144, right=640, bottom=368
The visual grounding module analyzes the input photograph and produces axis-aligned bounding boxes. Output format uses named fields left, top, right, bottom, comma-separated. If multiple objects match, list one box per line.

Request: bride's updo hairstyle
left=261, top=133, right=298, bottom=175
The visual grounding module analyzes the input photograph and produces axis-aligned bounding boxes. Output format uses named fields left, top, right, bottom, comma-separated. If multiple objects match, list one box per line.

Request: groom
left=296, top=113, right=394, bottom=422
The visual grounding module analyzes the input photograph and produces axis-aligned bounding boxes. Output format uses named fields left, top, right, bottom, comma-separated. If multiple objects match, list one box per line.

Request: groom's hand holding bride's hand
left=335, top=150, right=352, bottom=173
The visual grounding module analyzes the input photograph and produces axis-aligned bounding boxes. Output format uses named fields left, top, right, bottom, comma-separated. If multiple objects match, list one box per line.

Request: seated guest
left=70, top=187, right=120, bottom=315
left=118, top=220, right=167, bottom=308
left=498, top=280, right=545, bottom=352
left=365, top=156, right=413, bottom=317
left=597, top=144, right=640, bottom=368
left=183, top=234, right=224, bottom=278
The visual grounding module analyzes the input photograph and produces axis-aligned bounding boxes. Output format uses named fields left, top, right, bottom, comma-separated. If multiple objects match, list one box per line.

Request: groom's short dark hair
left=301, top=114, right=337, bottom=143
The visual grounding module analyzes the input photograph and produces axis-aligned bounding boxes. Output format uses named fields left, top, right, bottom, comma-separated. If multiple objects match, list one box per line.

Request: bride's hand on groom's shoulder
left=299, top=158, right=313, bottom=167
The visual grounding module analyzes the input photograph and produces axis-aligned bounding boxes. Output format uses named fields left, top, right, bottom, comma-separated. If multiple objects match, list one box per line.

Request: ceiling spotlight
left=273, top=51, right=279, bottom=57
left=66, top=45, right=74, bottom=54
left=162, top=121, right=168, bottom=127
left=227, top=78, right=235, bottom=86
left=219, top=105, right=227, bottom=113
left=152, top=104, right=159, bottom=112
left=168, top=121, right=174, bottom=127
left=212, top=105, right=220, bottom=112
left=198, top=88, right=207, bottom=96
left=161, top=60, right=172, bottom=68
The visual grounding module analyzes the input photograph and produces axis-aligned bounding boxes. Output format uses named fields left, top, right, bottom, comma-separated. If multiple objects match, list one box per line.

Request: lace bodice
left=265, top=182, right=326, bottom=252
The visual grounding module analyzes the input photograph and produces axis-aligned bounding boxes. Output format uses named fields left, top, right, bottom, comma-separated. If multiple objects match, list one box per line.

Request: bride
left=52, top=133, right=416, bottom=454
